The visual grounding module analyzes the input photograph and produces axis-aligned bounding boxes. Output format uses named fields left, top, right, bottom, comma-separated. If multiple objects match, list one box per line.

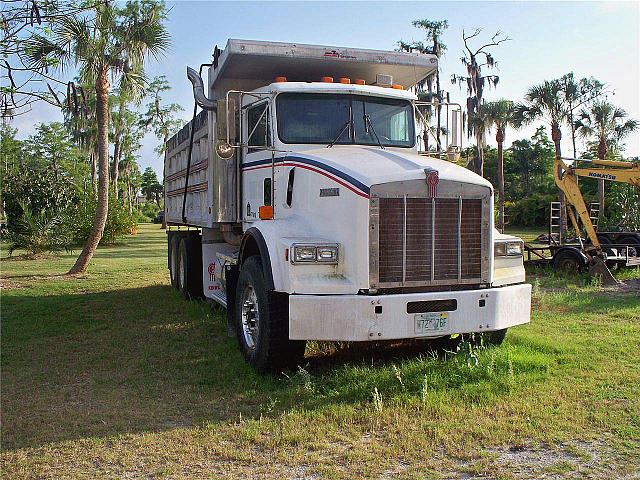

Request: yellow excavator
left=554, top=156, right=640, bottom=285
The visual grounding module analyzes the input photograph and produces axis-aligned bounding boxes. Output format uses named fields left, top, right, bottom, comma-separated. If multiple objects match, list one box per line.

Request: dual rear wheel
left=168, top=233, right=202, bottom=299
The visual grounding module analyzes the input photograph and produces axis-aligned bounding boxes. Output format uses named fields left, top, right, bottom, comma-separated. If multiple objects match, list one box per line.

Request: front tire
left=235, top=256, right=306, bottom=373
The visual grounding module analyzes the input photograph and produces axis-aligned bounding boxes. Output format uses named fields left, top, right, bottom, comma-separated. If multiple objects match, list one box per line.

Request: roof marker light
left=321, top=76, right=334, bottom=83
left=392, top=84, right=404, bottom=90
left=354, top=79, right=366, bottom=85
left=339, top=77, right=351, bottom=84
left=275, top=76, right=287, bottom=82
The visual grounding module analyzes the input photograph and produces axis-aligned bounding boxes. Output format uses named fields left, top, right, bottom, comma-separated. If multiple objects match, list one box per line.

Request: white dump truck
left=165, top=39, right=531, bottom=372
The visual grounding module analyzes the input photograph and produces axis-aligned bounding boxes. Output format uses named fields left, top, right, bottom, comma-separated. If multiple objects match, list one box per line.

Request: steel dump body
left=165, top=110, right=210, bottom=226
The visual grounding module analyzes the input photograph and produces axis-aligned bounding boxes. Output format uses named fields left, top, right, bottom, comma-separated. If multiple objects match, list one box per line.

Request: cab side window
left=247, top=102, right=271, bottom=153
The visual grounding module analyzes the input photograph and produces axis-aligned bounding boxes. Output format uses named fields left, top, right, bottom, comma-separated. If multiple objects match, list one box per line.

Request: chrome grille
left=372, top=195, right=486, bottom=288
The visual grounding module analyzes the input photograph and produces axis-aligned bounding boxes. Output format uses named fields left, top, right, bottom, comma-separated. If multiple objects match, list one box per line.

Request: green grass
left=1, top=224, right=639, bottom=479
left=504, top=226, right=545, bottom=244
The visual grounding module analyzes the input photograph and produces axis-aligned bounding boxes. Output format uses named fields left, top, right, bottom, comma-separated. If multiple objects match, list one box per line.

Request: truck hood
left=284, top=145, right=493, bottom=191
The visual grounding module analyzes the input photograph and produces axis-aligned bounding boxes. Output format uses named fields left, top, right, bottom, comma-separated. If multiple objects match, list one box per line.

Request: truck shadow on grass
left=1, top=283, right=630, bottom=451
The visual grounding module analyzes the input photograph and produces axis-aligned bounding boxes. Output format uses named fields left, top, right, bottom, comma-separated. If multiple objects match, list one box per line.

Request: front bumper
left=289, top=283, right=531, bottom=341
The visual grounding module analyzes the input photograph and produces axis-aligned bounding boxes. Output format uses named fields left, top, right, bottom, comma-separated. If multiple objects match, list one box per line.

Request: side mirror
left=215, top=140, right=234, bottom=159
left=446, top=145, right=461, bottom=163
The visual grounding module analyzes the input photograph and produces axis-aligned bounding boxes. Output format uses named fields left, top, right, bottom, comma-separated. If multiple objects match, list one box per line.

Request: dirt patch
left=606, top=278, right=640, bottom=296
left=481, top=440, right=621, bottom=479
left=0, top=278, right=23, bottom=289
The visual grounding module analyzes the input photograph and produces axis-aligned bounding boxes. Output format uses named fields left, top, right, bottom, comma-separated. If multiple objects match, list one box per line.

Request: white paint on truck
left=165, top=39, right=531, bottom=371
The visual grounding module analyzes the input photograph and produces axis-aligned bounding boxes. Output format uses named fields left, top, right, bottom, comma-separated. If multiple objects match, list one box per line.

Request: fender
left=239, top=227, right=276, bottom=291
left=555, top=246, right=588, bottom=266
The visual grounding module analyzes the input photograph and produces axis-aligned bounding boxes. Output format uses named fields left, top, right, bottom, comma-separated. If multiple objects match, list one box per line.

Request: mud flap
left=588, top=256, right=620, bottom=286
left=225, top=264, right=239, bottom=338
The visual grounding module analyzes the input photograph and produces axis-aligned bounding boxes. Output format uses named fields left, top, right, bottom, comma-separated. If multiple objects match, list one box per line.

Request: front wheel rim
left=240, top=284, right=260, bottom=350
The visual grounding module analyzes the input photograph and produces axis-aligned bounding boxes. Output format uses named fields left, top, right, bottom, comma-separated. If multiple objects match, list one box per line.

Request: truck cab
left=165, top=39, right=531, bottom=372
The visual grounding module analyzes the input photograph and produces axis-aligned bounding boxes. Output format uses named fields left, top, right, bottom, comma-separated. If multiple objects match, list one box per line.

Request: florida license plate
left=414, top=312, right=449, bottom=334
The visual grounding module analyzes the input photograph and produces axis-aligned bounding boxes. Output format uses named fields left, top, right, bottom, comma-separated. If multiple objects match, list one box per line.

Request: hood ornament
left=424, top=168, right=439, bottom=197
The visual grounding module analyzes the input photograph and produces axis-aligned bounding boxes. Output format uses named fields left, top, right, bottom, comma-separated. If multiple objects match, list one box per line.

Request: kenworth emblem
left=426, top=169, right=439, bottom=197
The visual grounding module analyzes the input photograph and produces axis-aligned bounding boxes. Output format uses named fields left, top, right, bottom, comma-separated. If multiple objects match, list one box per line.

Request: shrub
left=2, top=162, right=77, bottom=232
left=5, top=202, right=73, bottom=257
left=598, top=184, right=640, bottom=231
left=141, top=201, right=160, bottom=218
left=504, top=193, right=558, bottom=227
left=66, top=190, right=137, bottom=245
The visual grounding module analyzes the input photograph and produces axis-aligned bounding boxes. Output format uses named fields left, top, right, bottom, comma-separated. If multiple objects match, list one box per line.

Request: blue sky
left=12, top=1, right=640, bottom=177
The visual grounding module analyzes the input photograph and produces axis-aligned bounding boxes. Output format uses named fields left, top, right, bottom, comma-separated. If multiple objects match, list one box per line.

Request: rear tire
left=169, top=234, right=181, bottom=289
left=177, top=236, right=203, bottom=300
left=235, top=256, right=306, bottom=373
left=553, top=249, right=584, bottom=273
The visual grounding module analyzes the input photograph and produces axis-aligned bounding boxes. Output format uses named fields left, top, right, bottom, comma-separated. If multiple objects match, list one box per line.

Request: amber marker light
left=321, top=76, right=334, bottom=83
left=275, top=76, right=287, bottom=82
left=259, top=205, right=274, bottom=220
left=339, top=77, right=351, bottom=84
left=354, top=79, right=366, bottom=85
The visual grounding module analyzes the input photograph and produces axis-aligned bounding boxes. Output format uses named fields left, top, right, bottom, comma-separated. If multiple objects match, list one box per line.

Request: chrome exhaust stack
left=186, top=66, right=216, bottom=111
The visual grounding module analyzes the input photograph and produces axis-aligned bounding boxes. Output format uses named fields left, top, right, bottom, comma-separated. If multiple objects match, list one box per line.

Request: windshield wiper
left=327, top=118, right=353, bottom=148
left=363, top=114, right=385, bottom=150
left=327, top=104, right=353, bottom=148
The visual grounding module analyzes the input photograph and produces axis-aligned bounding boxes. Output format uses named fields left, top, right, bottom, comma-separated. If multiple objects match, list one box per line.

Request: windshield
left=276, top=93, right=415, bottom=148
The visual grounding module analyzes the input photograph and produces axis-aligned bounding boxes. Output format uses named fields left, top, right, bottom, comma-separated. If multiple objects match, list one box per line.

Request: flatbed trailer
left=524, top=242, right=640, bottom=271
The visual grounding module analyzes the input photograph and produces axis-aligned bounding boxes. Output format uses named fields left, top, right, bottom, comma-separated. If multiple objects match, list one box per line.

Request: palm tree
left=140, top=75, right=183, bottom=228
left=482, top=99, right=516, bottom=232
left=513, top=80, right=569, bottom=239
left=574, top=100, right=639, bottom=218
left=560, top=73, right=604, bottom=158
left=26, top=1, right=169, bottom=274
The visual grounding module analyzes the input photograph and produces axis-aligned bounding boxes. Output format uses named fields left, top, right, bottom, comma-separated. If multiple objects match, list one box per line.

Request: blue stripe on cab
left=242, top=156, right=370, bottom=195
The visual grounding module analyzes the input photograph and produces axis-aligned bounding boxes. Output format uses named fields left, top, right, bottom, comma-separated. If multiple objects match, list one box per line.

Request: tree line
left=1, top=0, right=180, bottom=271
left=2, top=6, right=638, bottom=275
left=400, top=19, right=638, bottom=234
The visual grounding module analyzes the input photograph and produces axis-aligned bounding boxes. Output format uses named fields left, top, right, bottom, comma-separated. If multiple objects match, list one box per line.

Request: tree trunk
left=68, top=70, right=110, bottom=275
left=435, top=73, right=442, bottom=152
left=112, top=137, right=121, bottom=198
left=551, top=123, right=566, bottom=242
left=597, top=135, right=607, bottom=221
left=475, top=130, right=484, bottom=176
left=570, top=111, right=577, bottom=159
left=496, top=128, right=505, bottom=233
left=90, top=149, right=97, bottom=189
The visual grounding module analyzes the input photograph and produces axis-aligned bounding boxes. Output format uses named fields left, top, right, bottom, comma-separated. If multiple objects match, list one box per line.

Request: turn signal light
left=259, top=205, right=274, bottom=220
left=321, top=76, right=334, bottom=83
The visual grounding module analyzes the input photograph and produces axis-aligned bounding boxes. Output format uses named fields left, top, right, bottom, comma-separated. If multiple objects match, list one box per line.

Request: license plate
left=414, top=312, right=449, bottom=334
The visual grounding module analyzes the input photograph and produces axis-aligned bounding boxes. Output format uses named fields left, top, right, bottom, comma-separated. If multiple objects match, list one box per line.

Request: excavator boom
left=553, top=157, right=640, bottom=285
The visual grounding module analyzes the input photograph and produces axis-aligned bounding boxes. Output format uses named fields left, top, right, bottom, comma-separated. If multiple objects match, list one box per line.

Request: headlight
left=506, top=241, right=523, bottom=256
left=494, top=241, right=523, bottom=257
left=291, top=244, right=339, bottom=264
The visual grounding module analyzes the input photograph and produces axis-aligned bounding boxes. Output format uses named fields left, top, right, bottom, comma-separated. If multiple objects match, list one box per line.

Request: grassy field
left=1, top=224, right=639, bottom=479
